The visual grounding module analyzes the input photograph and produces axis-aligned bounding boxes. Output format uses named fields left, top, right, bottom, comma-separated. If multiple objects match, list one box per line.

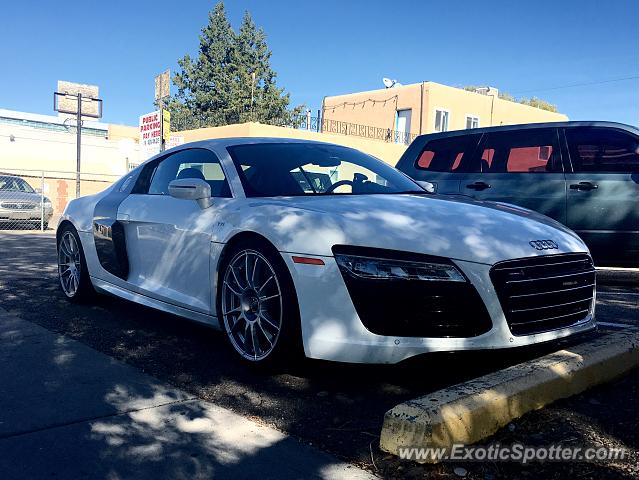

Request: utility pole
left=76, top=93, right=82, bottom=198
left=54, top=82, right=102, bottom=199
left=155, top=70, right=171, bottom=151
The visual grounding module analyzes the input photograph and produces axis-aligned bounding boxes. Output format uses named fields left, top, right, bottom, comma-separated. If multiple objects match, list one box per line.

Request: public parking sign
left=139, top=110, right=162, bottom=159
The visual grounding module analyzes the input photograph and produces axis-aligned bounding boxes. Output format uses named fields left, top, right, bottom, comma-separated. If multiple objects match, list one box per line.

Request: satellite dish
left=383, top=77, right=395, bottom=88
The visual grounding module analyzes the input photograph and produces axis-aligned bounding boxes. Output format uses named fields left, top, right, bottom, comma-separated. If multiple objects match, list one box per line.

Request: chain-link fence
left=0, top=169, right=120, bottom=231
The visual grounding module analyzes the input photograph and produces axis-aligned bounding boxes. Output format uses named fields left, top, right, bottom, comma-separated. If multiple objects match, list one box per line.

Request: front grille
left=490, top=254, right=595, bottom=336
left=1, top=202, right=36, bottom=210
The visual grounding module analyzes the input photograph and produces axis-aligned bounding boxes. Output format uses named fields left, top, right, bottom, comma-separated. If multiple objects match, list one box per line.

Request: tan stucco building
left=322, top=81, right=568, bottom=142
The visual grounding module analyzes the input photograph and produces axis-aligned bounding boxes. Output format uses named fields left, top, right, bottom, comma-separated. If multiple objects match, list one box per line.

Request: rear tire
left=57, top=225, right=93, bottom=302
left=217, top=239, right=302, bottom=368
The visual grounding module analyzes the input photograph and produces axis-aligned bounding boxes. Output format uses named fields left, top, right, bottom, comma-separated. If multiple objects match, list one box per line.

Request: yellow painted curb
left=379, top=330, right=639, bottom=463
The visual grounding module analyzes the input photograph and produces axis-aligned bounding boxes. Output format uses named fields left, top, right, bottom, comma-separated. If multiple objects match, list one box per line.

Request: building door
left=395, top=110, right=412, bottom=144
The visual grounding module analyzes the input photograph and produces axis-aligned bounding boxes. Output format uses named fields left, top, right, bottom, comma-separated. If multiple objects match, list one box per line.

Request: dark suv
left=396, top=122, right=639, bottom=266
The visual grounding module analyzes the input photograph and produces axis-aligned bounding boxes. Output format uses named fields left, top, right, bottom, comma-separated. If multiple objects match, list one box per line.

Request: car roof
left=169, top=136, right=339, bottom=151
left=140, top=137, right=359, bottom=167
left=413, top=121, right=639, bottom=142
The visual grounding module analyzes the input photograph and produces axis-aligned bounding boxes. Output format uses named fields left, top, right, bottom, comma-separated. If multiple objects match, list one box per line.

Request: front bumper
left=0, top=206, right=53, bottom=222
left=284, top=255, right=596, bottom=364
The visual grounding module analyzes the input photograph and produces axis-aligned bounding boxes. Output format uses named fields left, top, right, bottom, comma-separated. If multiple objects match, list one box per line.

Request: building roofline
left=323, top=82, right=429, bottom=102
left=0, top=108, right=109, bottom=130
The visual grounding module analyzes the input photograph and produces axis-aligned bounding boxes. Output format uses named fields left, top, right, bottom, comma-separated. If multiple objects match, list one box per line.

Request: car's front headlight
left=334, top=254, right=466, bottom=282
left=331, top=247, right=491, bottom=338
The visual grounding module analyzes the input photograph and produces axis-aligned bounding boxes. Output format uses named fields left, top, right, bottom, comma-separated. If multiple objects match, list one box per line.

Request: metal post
left=76, top=93, right=82, bottom=198
left=316, top=109, right=321, bottom=132
left=306, top=110, right=311, bottom=131
left=159, top=98, right=165, bottom=152
left=40, top=171, right=44, bottom=232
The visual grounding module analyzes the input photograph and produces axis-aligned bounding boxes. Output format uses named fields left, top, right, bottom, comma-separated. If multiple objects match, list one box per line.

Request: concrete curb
left=596, top=267, right=638, bottom=287
left=379, top=330, right=639, bottom=463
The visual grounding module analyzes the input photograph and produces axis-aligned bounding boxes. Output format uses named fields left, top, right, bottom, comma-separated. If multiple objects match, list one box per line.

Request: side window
left=566, top=128, right=639, bottom=173
left=466, top=115, right=480, bottom=129
left=415, top=135, right=480, bottom=173
left=434, top=109, right=450, bottom=133
left=147, top=148, right=231, bottom=197
left=479, top=129, right=561, bottom=173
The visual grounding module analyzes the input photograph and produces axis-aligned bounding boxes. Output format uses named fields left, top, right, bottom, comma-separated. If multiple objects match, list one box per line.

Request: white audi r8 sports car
left=56, top=138, right=596, bottom=365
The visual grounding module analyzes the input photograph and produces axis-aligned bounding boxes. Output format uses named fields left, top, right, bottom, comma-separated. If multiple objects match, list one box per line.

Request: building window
left=434, top=109, right=449, bottom=133
left=466, top=115, right=479, bottom=129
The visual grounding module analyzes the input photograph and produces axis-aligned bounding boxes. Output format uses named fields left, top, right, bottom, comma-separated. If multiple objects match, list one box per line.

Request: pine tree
left=231, top=11, right=304, bottom=124
left=167, top=2, right=302, bottom=130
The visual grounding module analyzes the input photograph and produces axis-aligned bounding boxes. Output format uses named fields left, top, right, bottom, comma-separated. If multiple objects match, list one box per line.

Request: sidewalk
left=0, top=308, right=375, bottom=480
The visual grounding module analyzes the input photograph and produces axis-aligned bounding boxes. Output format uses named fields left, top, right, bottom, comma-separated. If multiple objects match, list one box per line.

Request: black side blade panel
left=92, top=172, right=139, bottom=280
left=93, top=214, right=129, bottom=280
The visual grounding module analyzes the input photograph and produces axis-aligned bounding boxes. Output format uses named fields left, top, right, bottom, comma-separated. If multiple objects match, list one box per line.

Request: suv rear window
left=566, top=127, right=639, bottom=173
left=415, top=135, right=479, bottom=172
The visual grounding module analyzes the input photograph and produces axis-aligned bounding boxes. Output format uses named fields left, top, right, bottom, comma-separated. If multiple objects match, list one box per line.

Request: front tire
left=57, top=225, right=93, bottom=302
left=218, top=240, right=301, bottom=367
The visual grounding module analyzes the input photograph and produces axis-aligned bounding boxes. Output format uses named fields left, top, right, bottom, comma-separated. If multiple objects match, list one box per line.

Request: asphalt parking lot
left=0, top=231, right=637, bottom=479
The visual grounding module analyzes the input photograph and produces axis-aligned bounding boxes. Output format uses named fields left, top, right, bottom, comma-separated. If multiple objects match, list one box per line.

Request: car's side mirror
left=417, top=180, right=437, bottom=194
left=168, top=178, right=213, bottom=209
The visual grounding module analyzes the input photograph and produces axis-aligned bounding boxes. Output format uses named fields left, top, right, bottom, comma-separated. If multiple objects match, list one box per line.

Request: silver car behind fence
left=0, top=171, right=52, bottom=231
left=0, top=169, right=120, bottom=232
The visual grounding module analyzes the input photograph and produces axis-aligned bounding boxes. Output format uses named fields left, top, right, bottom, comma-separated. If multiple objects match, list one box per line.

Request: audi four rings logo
left=529, top=240, right=559, bottom=250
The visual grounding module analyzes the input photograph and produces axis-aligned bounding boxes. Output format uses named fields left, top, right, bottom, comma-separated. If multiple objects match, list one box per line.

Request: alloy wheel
left=221, top=249, right=283, bottom=361
left=58, top=231, right=82, bottom=297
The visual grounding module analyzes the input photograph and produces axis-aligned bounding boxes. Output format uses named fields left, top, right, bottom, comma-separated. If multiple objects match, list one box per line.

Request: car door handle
left=569, top=182, right=598, bottom=191
left=465, top=181, right=491, bottom=191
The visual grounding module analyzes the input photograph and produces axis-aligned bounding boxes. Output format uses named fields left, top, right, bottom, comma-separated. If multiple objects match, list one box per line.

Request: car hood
left=247, top=194, right=588, bottom=265
left=0, top=191, right=41, bottom=203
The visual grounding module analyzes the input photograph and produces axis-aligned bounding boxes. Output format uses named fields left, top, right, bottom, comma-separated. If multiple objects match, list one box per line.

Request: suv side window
left=478, top=129, right=561, bottom=173
left=147, top=148, right=231, bottom=197
left=566, top=127, right=639, bottom=173
left=415, top=135, right=480, bottom=173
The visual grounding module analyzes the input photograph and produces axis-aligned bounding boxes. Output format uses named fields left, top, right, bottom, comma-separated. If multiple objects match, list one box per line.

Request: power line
left=512, top=74, right=639, bottom=95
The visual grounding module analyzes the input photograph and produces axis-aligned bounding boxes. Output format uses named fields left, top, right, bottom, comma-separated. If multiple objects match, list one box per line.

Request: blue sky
left=2, top=0, right=638, bottom=126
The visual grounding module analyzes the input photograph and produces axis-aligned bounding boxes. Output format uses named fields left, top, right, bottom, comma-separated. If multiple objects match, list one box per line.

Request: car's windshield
left=0, top=176, right=35, bottom=193
left=227, top=143, right=423, bottom=197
